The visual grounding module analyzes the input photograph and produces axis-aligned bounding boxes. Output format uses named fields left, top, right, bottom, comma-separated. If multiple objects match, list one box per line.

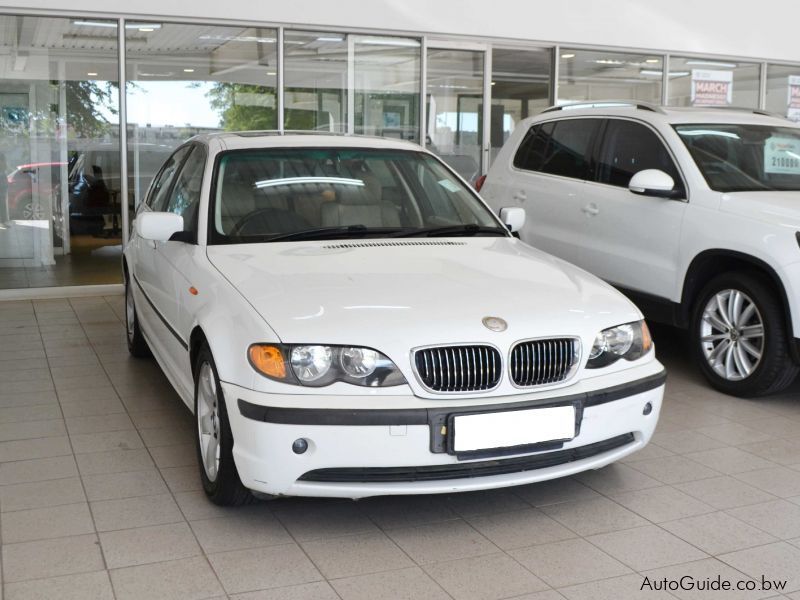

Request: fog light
left=292, top=438, right=309, bottom=454
left=643, top=402, right=653, bottom=416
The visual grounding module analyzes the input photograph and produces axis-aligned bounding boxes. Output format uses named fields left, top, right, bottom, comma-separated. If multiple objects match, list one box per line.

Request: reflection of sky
left=125, top=81, right=220, bottom=128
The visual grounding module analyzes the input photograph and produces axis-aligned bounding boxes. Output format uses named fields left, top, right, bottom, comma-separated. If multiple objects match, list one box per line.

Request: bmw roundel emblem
left=482, top=316, right=508, bottom=332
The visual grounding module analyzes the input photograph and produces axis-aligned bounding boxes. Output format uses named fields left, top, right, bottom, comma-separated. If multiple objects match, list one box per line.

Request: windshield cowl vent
left=322, top=241, right=467, bottom=249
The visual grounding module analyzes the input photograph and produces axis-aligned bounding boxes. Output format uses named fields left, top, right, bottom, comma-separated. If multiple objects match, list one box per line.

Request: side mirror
left=500, top=207, right=526, bottom=233
left=136, top=212, right=184, bottom=242
left=628, top=169, right=675, bottom=198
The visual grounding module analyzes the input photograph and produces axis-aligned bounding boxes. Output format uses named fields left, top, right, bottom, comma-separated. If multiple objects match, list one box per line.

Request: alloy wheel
left=197, top=362, right=221, bottom=482
left=700, top=289, right=764, bottom=381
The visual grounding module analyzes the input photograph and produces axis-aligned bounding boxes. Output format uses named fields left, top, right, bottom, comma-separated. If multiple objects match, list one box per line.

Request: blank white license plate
left=452, top=405, right=576, bottom=453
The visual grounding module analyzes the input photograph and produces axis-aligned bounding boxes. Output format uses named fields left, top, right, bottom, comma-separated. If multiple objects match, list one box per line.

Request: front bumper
left=223, top=362, right=665, bottom=498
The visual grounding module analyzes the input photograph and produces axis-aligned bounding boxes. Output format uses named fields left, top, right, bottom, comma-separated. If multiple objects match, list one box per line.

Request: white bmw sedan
left=124, top=133, right=666, bottom=504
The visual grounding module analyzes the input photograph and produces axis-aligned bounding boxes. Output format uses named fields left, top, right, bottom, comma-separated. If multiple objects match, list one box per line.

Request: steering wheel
left=228, top=207, right=311, bottom=237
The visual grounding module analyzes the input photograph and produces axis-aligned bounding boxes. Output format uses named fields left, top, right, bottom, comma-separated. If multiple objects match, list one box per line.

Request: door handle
left=512, top=190, right=527, bottom=202
left=582, top=203, right=600, bottom=216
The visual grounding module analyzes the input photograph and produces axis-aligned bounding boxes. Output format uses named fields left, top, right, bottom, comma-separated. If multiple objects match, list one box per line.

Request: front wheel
left=690, top=272, right=798, bottom=397
left=194, top=344, right=253, bottom=506
left=125, top=275, right=151, bottom=358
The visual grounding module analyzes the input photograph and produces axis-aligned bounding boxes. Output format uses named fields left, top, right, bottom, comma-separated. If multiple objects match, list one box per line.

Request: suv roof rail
left=541, top=100, right=667, bottom=115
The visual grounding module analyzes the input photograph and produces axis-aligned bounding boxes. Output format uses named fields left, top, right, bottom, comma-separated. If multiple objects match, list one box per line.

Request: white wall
left=0, top=0, right=797, bottom=63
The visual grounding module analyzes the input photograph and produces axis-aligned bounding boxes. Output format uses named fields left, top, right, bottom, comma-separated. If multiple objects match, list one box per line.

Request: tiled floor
left=0, top=296, right=799, bottom=600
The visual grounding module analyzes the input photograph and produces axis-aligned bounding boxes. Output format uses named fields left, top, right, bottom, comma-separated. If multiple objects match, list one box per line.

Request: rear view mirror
left=500, top=207, right=526, bottom=233
left=628, top=169, right=675, bottom=198
left=136, top=212, right=184, bottom=242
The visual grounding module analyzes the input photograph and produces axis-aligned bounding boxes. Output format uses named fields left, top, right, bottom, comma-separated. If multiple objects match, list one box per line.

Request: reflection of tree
left=207, top=83, right=278, bottom=131
left=49, top=80, right=119, bottom=138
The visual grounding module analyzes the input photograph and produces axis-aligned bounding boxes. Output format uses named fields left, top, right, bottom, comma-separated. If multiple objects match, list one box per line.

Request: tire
left=125, top=275, right=151, bottom=358
left=194, top=344, right=253, bottom=506
left=690, top=272, right=798, bottom=397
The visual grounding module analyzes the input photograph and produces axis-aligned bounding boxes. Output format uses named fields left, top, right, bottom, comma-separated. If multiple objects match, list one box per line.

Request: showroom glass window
left=352, top=36, right=421, bottom=143
left=283, top=31, right=347, bottom=132
left=426, top=48, right=484, bottom=182
left=594, top=119, right=684, bottom=195
left=125, top=23, right=277, bottom=214
left=0, top=15, right=121, bottom=289
left=558, top=49, right=662, bottom=104
left=513, top=118, right=601, bottom=179
left=667, top=57, right=760, bottom=108
left=490, top=47, right=552, bottom=165
left=765, top=63, right=800, bottom=122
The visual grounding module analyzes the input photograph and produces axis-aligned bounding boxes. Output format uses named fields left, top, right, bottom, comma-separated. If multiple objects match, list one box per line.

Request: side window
left=513, top=121, right=555, bottom=172
left=595, top=120, right=684, bottom=194
left=146, top=146, right=191, bottom=211
left=165, top=146, right=206, bottom=234
left=513, top=119, right=600, bottom=180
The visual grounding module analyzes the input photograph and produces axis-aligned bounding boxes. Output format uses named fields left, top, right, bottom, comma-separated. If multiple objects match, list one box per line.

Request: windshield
left=209, top=148, right=502, bottom=243
left=675, top=123, right=800, bottom=193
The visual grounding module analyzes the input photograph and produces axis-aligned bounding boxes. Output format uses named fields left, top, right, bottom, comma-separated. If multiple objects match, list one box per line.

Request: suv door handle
left=513, top=190, right=527, bottom=202
left=582, top=203, right=600, bottom=216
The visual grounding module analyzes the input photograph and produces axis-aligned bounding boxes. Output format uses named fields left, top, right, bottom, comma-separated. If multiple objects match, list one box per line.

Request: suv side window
left=146, top=146, right=192, bottom=211
left=165, top=145, right=206, bottom=235
left=513, top=119, right=601, bottom=180
left=595, top=119, right=684, bottom=196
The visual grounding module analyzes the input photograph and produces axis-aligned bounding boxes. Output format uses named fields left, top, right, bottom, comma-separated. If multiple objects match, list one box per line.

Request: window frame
left=142, top=144, right=195, bottom=213
left=164, top=144, right=207, bottom=239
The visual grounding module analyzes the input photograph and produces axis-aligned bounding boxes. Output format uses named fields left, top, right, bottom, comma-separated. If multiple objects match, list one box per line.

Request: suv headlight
left=248, top=344, right=406, bottom=387
left=586, top=321, right=652, bottom=369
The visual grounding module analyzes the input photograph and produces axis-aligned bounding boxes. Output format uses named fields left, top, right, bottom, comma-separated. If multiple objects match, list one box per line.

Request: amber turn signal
left=641, top=321, right=653, bottom=354
left=248, top=344, right=288, bottom=380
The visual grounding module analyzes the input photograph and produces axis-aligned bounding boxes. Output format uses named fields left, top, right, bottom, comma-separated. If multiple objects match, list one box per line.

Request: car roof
left=523, top=103, right=798, bottom=128
left=188, top=131, right=425, bottom=152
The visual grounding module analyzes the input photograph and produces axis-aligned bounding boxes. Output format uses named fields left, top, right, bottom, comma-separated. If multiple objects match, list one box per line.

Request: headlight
left=586, top=320, right=652, bottom=368
left=248, top=344, right=406, bottom=387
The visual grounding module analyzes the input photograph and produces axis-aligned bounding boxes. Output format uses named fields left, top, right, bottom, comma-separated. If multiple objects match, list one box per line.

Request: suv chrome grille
left=414, top=345, right=501, bottom=392
left=510, top=338, right=579, bottom=387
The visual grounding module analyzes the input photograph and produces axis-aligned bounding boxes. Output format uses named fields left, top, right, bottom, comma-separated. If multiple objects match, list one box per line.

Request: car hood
left=720, top=192, right=800, bottom=229
left=206, top=238, right=640, bottom=355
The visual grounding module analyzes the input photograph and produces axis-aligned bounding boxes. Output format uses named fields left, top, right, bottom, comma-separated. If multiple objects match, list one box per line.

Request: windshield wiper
left=264, top=225, right=406, bottom=242
left=390, top=224, right=508, bottom=238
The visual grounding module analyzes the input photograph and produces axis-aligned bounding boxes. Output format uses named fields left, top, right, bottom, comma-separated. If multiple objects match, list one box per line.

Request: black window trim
left=587, top=116, right=690, bottom=202
left=141, top=143, right=197, bottom=213
left=509, top=116, right=605, bottom=183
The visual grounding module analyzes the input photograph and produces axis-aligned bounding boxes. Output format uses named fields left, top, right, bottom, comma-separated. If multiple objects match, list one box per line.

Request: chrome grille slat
left=414, top=345, right=501, bottom=392
left=510, top=338, right=578, bottom=387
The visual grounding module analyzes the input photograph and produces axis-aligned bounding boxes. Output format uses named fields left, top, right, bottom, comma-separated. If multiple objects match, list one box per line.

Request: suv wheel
left=194, top=344, right=253, bottom=506
left=690, top=272, right=798, bottom=397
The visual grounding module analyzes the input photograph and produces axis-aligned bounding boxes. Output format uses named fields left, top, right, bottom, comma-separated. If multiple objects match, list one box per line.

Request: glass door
left=426, top=45, right=486, bottom=184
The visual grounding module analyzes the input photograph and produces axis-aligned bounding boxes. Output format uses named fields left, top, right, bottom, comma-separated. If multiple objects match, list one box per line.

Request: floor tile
left=1, top=502, right=95, bottom=543
left=75, top=448, right=155, bottom=475
left=230, top=581, right=340, bottom=600
left=111, top=556, right=225, bottom=600
left=515, top=478, right=600, bottom=507
left=610, top=484, right=715, bottom=523
left=0, top=476, right=85, bottom=512
left=697, top=422, right=774, bottom=445
left=208, top=544, right=321, bottom=595
left=629, top=455, right=721, bottom=484
left=190, top=512, right=292, bottom=554
left=65, top=413, right=134, bottom=435
left=574, top=462, right=662, bottom=494
left=359, top=494, right=458, bottom=529
left=91, top=493, right=184, bottom=532
left=676, top=476, right=777, bottom=509
left=510, top=538, right=631, bottom=588
left=444, top=488, right=530, bottom=517
left=3, top=533, right=104, bottom=582
left=540, top=496, right=648, bottom=536
left=641, top=557, right=772, bottom=600
left=100, top=522, right=202, bottom=569
left=301, top=530, right=414, bottom=578
left=273, top=502, right=378, bottom=542
left=662, top=511, right=777, bottom=555
left=560, top=573, right=676, bottom=600
left=739, top=439, right=800, bottom=466
left=650, top=429, right=728, bottom=454
left=4, top=571, right=114, bottom=600
left=386, top=518, right=499, bottom=565
left=70, top=430, right=144, bottom=454
left=82, top=469, right=167, bottom=501
left=587, top=524, right=708, bottom=570
left=684, top=447, right=777, bottom=475
left=427, top=552, right=548, bottom=599
left=726, top=499, right=800, bottom=539
left=467, top=507, right=576, bottom=550
left=0, top=435, right=72, bottom=462
left=0, top=455, right=78, bottom=485
left=330, top=567, right=450, bottom=600
left=734, top=466, right=800, bottom=497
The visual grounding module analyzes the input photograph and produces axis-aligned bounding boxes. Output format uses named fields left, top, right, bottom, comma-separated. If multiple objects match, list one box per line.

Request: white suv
left=481, top=102, right=800, bottom=397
